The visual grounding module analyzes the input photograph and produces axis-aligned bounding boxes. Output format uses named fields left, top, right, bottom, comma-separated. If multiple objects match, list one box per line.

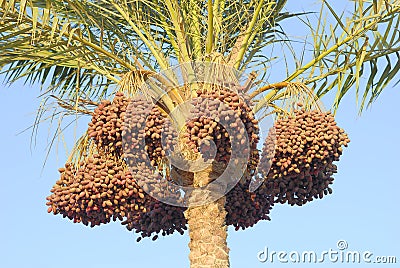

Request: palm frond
left=252, top=0, right=400, bottom=114
left=0, top=0, right=132, bottom=98
left=291, top=0, right=400, bottom=112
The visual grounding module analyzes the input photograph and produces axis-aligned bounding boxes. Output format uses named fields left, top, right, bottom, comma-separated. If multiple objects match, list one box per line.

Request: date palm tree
left=1, top=1, right=399, bottom=267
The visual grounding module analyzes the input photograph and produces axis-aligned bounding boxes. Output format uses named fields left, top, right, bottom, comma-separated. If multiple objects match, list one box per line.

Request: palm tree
left=1, top=0, right=399, bottom=267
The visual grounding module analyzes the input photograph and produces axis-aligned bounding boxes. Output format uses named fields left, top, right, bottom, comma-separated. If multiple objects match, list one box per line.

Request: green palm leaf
left=253, top=0, right=400, bottom=114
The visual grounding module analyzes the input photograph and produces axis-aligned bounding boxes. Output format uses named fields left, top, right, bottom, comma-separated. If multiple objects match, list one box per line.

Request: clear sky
left=1, top=2, right=399, bottom=268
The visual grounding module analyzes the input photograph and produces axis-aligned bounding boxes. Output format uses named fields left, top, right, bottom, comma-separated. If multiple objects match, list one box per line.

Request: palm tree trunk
left=184, top=164, right=230, bottom=267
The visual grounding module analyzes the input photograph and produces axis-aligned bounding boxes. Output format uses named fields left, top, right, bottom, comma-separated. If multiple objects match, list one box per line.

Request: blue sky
left=1, top=2, right=399, bottom=268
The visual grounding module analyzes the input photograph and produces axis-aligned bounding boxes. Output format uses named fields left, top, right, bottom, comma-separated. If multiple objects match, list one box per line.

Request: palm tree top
left=1, top=0, right=399, bottom=133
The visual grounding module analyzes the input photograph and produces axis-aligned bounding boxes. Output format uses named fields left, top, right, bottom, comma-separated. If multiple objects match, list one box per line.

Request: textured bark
left=184, top=164, right=230, bottom=268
